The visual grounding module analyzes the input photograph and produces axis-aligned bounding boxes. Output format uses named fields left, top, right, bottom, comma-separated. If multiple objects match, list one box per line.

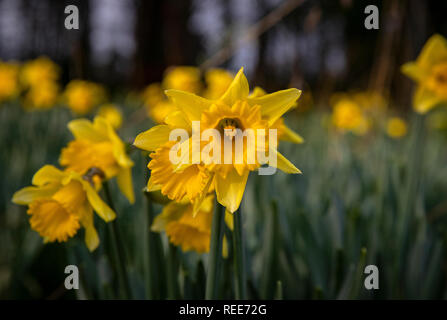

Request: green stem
left=167, top=243, right=179, bottom=299
left=103, top=182, right=132, bottom=299
left=205, top=201, right=225, bottom=299
left=232, top=209, right=247, bottom=299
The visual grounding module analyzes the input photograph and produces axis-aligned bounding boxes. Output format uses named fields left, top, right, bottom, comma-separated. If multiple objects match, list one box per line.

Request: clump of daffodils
left=12, top=115, right=134, bottom=251
left=402, top=34, right=447, bottom=113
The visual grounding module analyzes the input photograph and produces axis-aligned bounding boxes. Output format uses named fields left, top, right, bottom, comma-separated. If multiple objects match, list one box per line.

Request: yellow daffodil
left=23, top=81, right=60, bottom=110
left=97, top=104, right=123, bottom=129
left=162, top=66, right=201, bottom=94
left=64, top=80, right=106, bottom=115
left=331, top=97, right=370, bottom=135
left=151, top=195, right=214, bottom=253
left=0, top=61, right=19, bottom=102
left=60, top=116, right=135, bottom=203
left=386, top=117, right=408, bottom=139
left=134, top=67, right=302, bottom=213
left=402, top=34, right=447, bottom=113
left=20, top=56, right=60, bottom=87
left=12, top=165, right=116, bottom=251
left=143, top=67, right=201, bottom=124
left=203, top=69, right=235, bottom=100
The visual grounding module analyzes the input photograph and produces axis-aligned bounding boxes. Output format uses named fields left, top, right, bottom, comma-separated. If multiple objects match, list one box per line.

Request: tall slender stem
left=205, top=201, right=225, bottom=299
left=233, top=209, right=247, bottom=299
left=103, top=181, right=132, bottom=299
left=167, top=243, right=179, bottom=299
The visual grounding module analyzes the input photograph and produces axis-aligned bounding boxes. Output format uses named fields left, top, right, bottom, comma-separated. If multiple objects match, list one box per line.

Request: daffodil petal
left=165, top=110, right=192, bottom=132
left=165, top=89, right=213, bottom=121
left=215, top=169, right=249, bottom=213
left=281, top=124, right=304, bottom=144
left=133, top=125, right=172, bottom=151
left=248, top=88, right=301, bottom=126
left=413, top=85, right=445, bottom=114
left=81, top=181, right=116, bottom=222
left=270, top=149, right=302, bottom=174
left=12, top=185, right=58, bottom=205
left=147, top=175, right=162, bottom=191
left=220, top=67, right=249, bottom=106
left=32, top=165, right=64, bottom=186
left=68, top=119, right=107, bottom=142
left=117, top=167, right=135, bottom=204
left=151, top=201, right=184, bottom=232
left=401, top=62, right=428, bottom=83
left=417, top=34, right=447, bottom=70
left=79, top=204, right=99, bottom=252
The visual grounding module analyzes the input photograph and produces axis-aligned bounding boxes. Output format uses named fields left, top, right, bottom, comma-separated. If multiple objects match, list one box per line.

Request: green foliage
left=1, top=103, right=447, bottom=299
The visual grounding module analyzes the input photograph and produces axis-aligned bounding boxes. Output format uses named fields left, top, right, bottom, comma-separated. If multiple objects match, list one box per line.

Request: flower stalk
left=103, top=181, right=132, bottom=299
left=205, top=200, right=225, bottom=299
left=233, top=209, right=247, bottom=299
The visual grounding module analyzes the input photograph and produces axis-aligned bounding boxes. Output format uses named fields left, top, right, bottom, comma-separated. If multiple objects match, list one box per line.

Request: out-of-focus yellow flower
left=203, top=69, right=234, bottom=100
left=97, top=104, right=123, bottom=129
left=402, top=34, right=447, bottom=113
left=331, top=97, right=370, bottom=135
left=64, top=80, right=106, bottom=115
left=134, top=67, right=302, bottom=213
left=0, top=61, right=19, bottom=102
left=386, top=117, right=408, bottom=139
left=24, top=81, right=60, bottom=110
left=152, top=195, right=214, bottom=253
left=60, top=116, right=134, bottom=203
left=21, top=56, right=60, bottom=87
left=162, top=66, right=201, bottom=94
left=143, top=67, right=202, bottom=124
left=12, top=165, right=116, bottom=251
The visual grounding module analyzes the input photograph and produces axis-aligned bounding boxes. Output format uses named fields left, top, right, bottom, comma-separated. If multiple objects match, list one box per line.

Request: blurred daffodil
left=402, top=34, right=447, bottom=113
left=386, top=117, right=408, bottom=139
left=20, top=56, right=60, bottom=87
left=151, top=195, right=214, bottom=253
left=134, top=67, right=302, bottom=213
left=203, top=69, right=234, bottom=100
left=23, top=81, right=60, bottom=110
left=0, top=61, right=19, bottom=102
left=162, top=66, right=201, bottom=94
left=97, top=104, right=123, bottom=129
left=60, top=116, right=135, bottom=203
left=331, top=96, right=370, bottom=135
left=12, top=165, right=116, bottom=251
left=64, top=80, right=106, bottom=115
left=142, top=67, right=201, bottom=124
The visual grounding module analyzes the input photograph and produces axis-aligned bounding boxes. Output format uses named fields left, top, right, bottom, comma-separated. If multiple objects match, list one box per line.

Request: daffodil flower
left=151, top=195, right=214, bottom=253
left=402, top=34, right=447, bottom=113
left=134, top=67, right=302, bottom=213
left=63, top=80, right=106, bottom=115
left=60, top=116, right=135, bottom=203
left=12, top=165, right=116, bottom=251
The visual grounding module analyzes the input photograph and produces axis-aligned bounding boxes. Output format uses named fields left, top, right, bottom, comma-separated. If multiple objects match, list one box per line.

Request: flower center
left=218, top=118, right=243, bottom=138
